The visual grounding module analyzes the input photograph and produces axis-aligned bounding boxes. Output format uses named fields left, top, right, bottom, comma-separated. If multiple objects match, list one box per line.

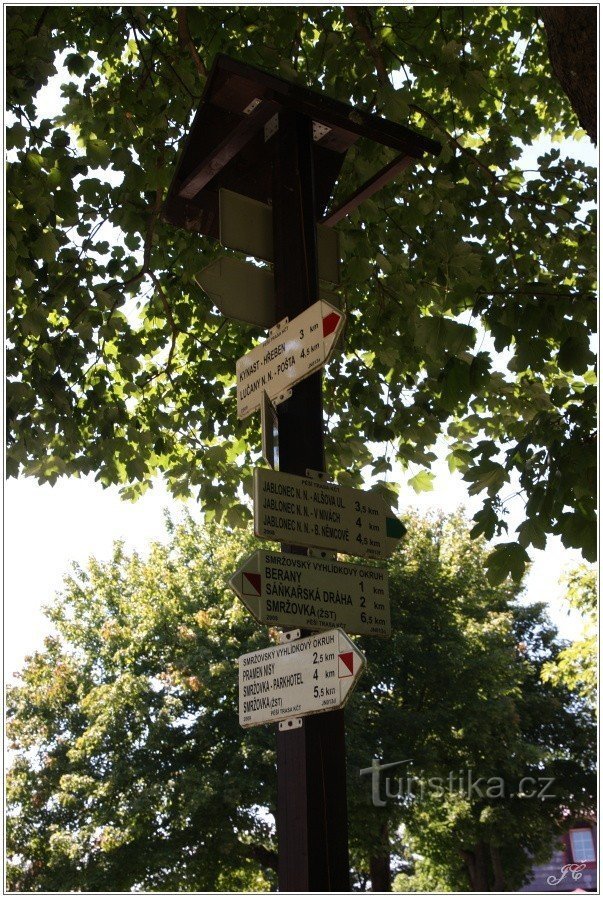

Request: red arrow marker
left=242, top=572, right=262, bottom=595
left=338, top=651, right=355, bottom=677
left=323, top=311, right=341, bottom=338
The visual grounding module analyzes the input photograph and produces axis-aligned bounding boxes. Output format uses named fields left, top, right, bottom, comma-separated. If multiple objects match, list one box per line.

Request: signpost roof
left=163, top=53, right=441, bottom=237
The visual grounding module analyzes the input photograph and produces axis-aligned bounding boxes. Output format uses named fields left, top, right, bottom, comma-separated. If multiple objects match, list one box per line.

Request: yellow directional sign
left=238, top=628, right=365, bottom=728
left=254, top=468, right=406, bottom=560
left=230, top=549, right=391, bottom=637
left=236, top=300, right=345, bottom=419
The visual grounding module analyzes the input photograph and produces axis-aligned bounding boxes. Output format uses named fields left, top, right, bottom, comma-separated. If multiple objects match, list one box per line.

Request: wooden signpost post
left=270, top=108, right=351, bottom=890
left=164, top=53, right=440, bottom=893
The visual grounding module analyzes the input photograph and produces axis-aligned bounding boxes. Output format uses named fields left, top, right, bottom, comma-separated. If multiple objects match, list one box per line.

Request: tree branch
left=177, top=7, right=207, bottom=77
left=477, top=287, right=595, bottom=301
left=33, top=9, right=48, bottom=36
left=144, top=186, right=165, bottom=271
left=111, top=185, right=165, bottom=296
left=128, top=15, right=156, bottom=91
left=345, top=7, right=390, bottom=87
left=290, top=8, right=305, bottom=70
left=238, top=840, right=278, bottom=872
left=149, top=271, right=178, bottom=381
left=410, top=102, right=497, bottom=184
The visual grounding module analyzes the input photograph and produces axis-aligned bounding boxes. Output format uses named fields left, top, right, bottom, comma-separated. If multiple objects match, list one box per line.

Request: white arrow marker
left=236, top=300, right=345, bottom=419
left=238, top=628, right=365, bottom=728
left=230, top=550, right=390, bottom=637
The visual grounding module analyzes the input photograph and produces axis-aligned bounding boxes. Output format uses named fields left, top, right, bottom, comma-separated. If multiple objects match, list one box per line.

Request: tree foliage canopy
left=6, top=514, right=595, bottom=891
left=7, top=521, right=277, bottom=891
left=6, top=6, right=596, bottom=583
left=542, top=564, right=597, bottom=709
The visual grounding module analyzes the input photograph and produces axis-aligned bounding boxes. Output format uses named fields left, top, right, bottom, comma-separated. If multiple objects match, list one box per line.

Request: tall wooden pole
left=272, top=110, right=350, bottom=891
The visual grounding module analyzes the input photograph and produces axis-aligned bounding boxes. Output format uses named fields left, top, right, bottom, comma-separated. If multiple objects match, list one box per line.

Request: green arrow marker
left=386, top=516, right=406, bottom=539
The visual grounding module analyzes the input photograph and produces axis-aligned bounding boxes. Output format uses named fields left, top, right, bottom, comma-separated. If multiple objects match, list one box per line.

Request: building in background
left=521, top=816, right=597, bottom=892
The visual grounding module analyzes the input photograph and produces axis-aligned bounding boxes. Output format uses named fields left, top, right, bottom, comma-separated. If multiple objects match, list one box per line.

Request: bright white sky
left=4, top=52, right=595, bottom=680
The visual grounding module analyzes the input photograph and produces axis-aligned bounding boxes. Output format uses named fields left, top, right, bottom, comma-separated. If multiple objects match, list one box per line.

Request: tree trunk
left=369, top=853, right=391, bottom=892
left=369, top=822, right=391, bottom=891
left=490, top=844, right=505, bottom=891
left=539, top=6, right=597, bottom=143
left=460, top=842, right=490, bottom=890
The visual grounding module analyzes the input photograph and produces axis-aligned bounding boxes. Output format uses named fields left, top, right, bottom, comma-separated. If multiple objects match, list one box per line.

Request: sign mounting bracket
left=277, top=629, right=302, bottom=644
left=307, top=548, right=337, bottom=560
left=279, top=717, right=303, bottom=731
left=305, top=468, right=330, bottom=482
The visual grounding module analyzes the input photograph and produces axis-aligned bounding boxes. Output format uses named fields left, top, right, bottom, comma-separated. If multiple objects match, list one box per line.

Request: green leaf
left=86, top=138, right=111, bottom=166
left=415, top=316, right=475, bottom=361
left=35, top=232, right=60, bottom=262
left=346, top=256, right=373, bottom=281
left=371, top=457, right=391, bottom=476
left=7, top=123, right=27, bottom=149
left=463, top=461, right=508, bottom=497
left=95, top=289, right=115, bottom=308
left=22, top=307, right=47, bottom=337
left=439, top=358, right=471, bottom=408
left=36, top=344, right=55, bottom=372
left=51, top=129, right=71, bottom=148
left=447, top=448, right=472, bottom=473
left=558, top=512, right=596, bottom=561
left=408, top=470, right=435, bottom=492
left=485, top=542, right=530, bottom=585
left=517, top=518, right=547, bottom=551
left=470, top=504, right=499, bottom=541
left=65, top=52, right=94, bottom=76
left=557, top=333, right=592, bottom=374
left=225, top=503, right=251, bottom=527
left=120, top=355, right=140, bottom=374
left=21, top=269, right=36, bottom=288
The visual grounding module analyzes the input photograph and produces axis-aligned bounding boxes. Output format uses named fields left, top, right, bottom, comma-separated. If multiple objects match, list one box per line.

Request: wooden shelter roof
left=163, top=54, right=441, bottom=238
